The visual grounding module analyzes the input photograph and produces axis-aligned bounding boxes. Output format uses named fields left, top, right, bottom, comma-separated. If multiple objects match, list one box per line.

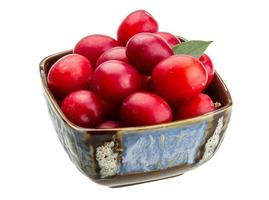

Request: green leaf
left=173, top=40, right=213, bottom=58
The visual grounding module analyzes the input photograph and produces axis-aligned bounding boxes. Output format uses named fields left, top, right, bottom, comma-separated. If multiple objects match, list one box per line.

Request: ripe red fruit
left=95, top=47, right=128, bottom=67
left=126, top=33, right=173, bottom=74
left=152, top=55, right=208, bottom=103
left=47, top=54, right=92, bottom=98
left=199, top=54, right=215, bottom=87
left=61, top=90, right=104, bottom=128
left=117, top=10, right=158, bottom=46
left=120, top=92, right=172, bottom=126
left=74, top=34, right=119, bottom=68
left=96, top=120, right=122, bottom=129
left=91, top=60, right=141, bottom=104
left=155, top=32, right=181, bottom=47
left=175, top=93, right=216, bottom=120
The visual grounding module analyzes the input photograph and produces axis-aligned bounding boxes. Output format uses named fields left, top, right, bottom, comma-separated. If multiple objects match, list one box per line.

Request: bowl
left=39, top=50, right=232, bottom=187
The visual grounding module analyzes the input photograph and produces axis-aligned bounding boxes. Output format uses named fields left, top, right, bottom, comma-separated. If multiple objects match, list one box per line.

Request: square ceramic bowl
left=40, top=50, right=232, bottom=187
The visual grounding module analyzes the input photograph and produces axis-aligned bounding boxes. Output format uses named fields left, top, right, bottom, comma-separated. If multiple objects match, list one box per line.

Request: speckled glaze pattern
left=119, top=121, right=208, bottom=174
left=46, top=98, right=96, bottom=177
left=40, top=50, right=232, bottom=187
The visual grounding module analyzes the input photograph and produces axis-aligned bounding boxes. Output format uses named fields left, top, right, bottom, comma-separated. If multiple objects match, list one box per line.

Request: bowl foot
left=108, top=173, right=184, bottom=188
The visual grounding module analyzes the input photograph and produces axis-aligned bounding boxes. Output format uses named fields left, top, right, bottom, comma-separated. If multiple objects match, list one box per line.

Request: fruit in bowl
left=40, top=10, right=232, bottom=187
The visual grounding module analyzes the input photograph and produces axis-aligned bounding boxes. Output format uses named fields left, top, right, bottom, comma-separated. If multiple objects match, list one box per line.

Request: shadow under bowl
left=40, top=50, right=232, bottom=187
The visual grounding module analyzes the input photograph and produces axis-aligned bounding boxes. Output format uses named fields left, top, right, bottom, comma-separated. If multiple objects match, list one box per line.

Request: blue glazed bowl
left=40, top=50, right=232, bottom=187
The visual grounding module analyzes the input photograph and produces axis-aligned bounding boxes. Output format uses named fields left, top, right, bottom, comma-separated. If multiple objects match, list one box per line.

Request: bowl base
left=93, top=164, right=189, bottom=187
left=110, top=173, right=184, bottom=188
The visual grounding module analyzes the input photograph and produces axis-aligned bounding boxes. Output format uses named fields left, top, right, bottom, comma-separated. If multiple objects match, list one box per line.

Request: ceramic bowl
left=40, top=50, right=232, bottom=187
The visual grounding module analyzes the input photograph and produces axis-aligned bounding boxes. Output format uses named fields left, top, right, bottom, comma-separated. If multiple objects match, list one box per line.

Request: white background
left=0, top=0, right=268, bottom=199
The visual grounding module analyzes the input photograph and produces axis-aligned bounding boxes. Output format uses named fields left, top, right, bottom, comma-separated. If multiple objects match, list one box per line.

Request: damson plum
left=74, top=34, right=119, bottom=68
left=155, top=32, right=181, bottom=47
left=117, top=10, right=158, bottom=45
left=126, top=33, right=173, bottom=74
left=47, top=54, right=92, bottom=98
left=175, top=93, right=215, bottom=120
left=199, top=54, right=215, bottom=87
left=95, top=47, right=128, bottom=67
left=120, top=92, right=172, bottom=126
left=152, top=55, right=208, bottom=103
left=91, top=60, right=141, bottom=104
left=61, top=90, right=104, bottom=128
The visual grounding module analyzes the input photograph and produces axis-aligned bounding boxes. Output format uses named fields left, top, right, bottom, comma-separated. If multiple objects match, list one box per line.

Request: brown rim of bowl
left=39, top=50, right=233, bottom=132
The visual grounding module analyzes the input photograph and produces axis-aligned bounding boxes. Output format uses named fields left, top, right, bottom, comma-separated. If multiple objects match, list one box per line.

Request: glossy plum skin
left=175, top=93, right=215, bottom=120
left=117, top=10, right=158, bottom=45
left=96, top=120, right=122, bottom=129
left=61, top=90, right=104, bottom=128
left=155, top=32, right=181, bottom=47
left=91, top=60, right=141, bottom=104
left=126, top=33, right=173, bottom=74
left=152, top=55, right=208, bottom=103
left=199, top=54, right=215, bottom=87
left=47, top=54, right=92, bottom=98
left=74, top=34, right=119, bottom=68
left=95, top=47, right=128, bottom=67
left=120, top=92, right=172, bottom=126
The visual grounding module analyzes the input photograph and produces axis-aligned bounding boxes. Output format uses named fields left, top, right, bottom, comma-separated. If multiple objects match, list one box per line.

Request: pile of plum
left=47, top=10, right=216, bottom=129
